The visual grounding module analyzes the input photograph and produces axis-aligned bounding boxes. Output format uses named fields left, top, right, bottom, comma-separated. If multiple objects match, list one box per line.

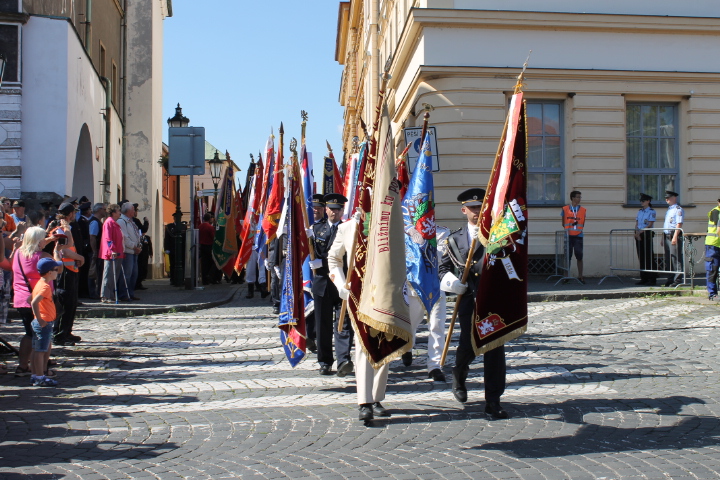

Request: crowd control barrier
left=599, top=228, right=686, bottom=286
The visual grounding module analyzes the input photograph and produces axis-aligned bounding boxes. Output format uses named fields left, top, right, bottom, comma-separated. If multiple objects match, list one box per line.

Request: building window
left=111, top=61, right=118, bottom=107
left=99, top=42, right=106, bottom=77
left=0, top=23, right=19, bottom=83
left=526, top=101, right=563, bottom=205
left=626, top=104, right=678, bottom=204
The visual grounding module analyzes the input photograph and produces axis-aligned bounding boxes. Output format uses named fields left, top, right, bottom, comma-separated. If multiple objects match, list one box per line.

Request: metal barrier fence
left=599, top=228, right=686, bottom=286
left=546, top=230, right=582, bottom=286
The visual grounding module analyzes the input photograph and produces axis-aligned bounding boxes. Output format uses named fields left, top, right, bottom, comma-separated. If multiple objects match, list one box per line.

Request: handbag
left=16, top=253, right=63, bottom=321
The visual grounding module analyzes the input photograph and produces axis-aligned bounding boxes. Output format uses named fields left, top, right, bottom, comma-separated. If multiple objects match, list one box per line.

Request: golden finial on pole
left=514, top=50, right=532, bottom=94
left=326, top=140, right=333, bottom=155
left=300, top=110, right=309, bottom=146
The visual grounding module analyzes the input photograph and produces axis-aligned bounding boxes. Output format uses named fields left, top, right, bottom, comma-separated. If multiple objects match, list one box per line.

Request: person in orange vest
left=561, top=190, right=586, bottom=284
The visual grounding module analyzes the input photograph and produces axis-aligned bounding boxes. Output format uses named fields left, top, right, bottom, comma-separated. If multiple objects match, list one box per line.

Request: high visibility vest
left=62, top=245, right=79, bottom=273
left=562, top=205, right=586, bottom=236
left=706, top=206, right=720, bottom=247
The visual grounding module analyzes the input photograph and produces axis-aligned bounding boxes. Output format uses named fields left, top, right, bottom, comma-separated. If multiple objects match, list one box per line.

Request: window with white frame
left=526, top=101, right=563, bottom=205
left=626, top=104, right=678, bottom=204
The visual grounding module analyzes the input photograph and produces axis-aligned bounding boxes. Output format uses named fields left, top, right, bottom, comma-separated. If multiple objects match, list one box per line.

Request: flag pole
left=291, top=136, right=316, bottom=260
left=337, top=58, right=393, bottom=333
left=440, top=59, right=529, bottom=367
left=268, top=123, right=285, bottom=293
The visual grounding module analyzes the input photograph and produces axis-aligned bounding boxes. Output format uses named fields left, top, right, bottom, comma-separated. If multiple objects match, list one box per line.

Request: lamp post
left=208, top=149, right=224, bottom=206
left=167, top=104, right=189, bottom=286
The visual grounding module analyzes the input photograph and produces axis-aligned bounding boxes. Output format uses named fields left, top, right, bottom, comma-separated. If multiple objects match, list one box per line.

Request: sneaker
left=32, top=376, right=58, bottom=387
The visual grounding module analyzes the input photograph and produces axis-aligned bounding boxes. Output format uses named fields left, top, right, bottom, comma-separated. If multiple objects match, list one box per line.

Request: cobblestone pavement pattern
left=2, top=293, right=720, bottom=479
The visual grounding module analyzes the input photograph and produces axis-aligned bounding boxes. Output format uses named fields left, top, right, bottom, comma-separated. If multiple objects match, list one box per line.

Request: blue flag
left=300, top=145, right=314, bottom=318
left=402, top=132, right=440, bottom=314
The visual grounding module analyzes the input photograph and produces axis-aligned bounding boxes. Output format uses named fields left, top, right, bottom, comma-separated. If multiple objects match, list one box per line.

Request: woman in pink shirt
left=100, top=204, right=125, bottom=303
left=12, top=226, right=63, bottom=377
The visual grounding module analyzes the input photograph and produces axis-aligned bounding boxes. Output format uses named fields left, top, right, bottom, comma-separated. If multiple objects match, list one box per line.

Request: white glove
left=264, top=259, right=269, bottom=269
left=440, top=272, right=468, bottom=295
left=305, top=228, right=314, bottom=238
left=274, top=266, right=281, bottom=278
left=338, top=285, right=350, bottom=301
left=309, top=258, right=323, bottom=269
left=352, top=211, right=362, bottom=223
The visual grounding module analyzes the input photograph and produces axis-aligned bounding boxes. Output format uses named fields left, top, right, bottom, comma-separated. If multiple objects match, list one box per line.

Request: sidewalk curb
left=74, top=286, right=241, bottom=318
left=527, top=289, right=691, bottom=303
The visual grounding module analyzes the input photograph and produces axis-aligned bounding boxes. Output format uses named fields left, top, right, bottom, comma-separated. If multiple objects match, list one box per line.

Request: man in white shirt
left=117, top=201, right=142, bottom=301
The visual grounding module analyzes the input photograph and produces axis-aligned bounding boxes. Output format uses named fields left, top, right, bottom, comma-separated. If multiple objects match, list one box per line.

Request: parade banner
left=355, top=105, right=412, bottom=368
left=262, top=128, right=285, bottom=243
left=255, top=136, right=275, bottom=251
left=299, top=145, right=314, bottom=315
left=212, top=163, right=239, bottom=274
left=322, top=155, right=335, bottom=196
left=473, top=90, right=528, bottom=355
left=396, top=143, right=411, bottom=200
left=278, top=162, right=310, bottom=367
left=235, top=158, right=263, bottom=273
left=342, top=153, right=358, bottom=221
left=402, top=133, right=440, bottom=315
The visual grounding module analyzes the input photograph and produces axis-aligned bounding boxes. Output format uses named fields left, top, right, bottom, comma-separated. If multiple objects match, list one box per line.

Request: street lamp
left=167, top=103, right=190, bottom=287
left=208, top=149, right=224, bottom=204
left=167, top=104, right=189, bottom=224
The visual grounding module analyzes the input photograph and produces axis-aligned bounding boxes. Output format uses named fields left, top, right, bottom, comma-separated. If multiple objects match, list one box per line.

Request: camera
left=58, top=237, right=68, bottom=246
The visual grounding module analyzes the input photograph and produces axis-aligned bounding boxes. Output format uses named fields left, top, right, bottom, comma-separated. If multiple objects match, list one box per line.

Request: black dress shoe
left=319, top=365, right=332, bottom=376
left=272, top=306, right=280, bottom=314
left=358, top=403, right=373, bottom=421
left=428, top=368, right=446, bottom=382
left=68, top=334, right=82, bottom=342
left=260, top=290, right=270, bottom=299
left=485, top=401, right=509, bottom=419
left=54, top=338, right=75, bottom=347
left=337, top=360, right=354, bottom=377
left=452, top=366, right=468, bottom=403
left=372, top=402, right=391, bottom=417
left=307, top=338, right=317, bottom=353
left=402, top=351, right=412, bottom=367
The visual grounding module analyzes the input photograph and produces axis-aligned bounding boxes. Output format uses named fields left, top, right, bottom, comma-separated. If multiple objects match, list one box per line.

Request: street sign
left=403, top=126, right=440, bottom=173
left=168, top=127, right=206, bottom=175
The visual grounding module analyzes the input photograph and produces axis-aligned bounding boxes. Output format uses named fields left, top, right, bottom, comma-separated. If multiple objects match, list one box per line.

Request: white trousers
left=245, top=250, right=266, bottom=284
left=355, top=344, right=390, bottom=405
left=407, top=291, right=447, bottom=372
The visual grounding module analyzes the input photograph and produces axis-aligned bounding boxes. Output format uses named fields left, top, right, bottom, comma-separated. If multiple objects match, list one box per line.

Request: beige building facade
left=335, top=0, right=720, bottom=277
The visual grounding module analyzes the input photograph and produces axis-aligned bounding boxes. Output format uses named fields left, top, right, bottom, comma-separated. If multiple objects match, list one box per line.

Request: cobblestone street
left=1, top=292, right=720, bottom=479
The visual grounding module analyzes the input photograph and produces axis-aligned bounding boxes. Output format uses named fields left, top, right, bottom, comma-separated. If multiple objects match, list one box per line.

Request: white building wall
left=450, top=0, right=720, bottom=17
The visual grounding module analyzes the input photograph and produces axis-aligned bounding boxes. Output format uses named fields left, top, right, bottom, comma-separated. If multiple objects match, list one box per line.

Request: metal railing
left=546, top=230, right=582, bottom=286
left=599, top=228, right=686, bottom=287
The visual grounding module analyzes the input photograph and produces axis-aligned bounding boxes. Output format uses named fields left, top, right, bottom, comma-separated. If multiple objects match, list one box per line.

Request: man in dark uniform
left=267, top=234, right=286, bottom=315
left=438, top=188, right=508, bottom=419
left=308, top=193, right=353, bottom=376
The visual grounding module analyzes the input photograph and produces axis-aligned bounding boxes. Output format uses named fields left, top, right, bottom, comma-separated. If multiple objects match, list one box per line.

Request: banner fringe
left=473, top=324, right=527, bottom=356
left=355, top=312, right=413, bottom=370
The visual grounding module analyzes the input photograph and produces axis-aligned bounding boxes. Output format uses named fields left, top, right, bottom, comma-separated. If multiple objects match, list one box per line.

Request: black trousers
left=54, top=269, right=79, bottom=340
left=454, top=292, right=506, bottom=402
left=78, top=253, right=91, bottom=297
left=314, top=287, right=337, bottom=366
left=199, top=244, right=214, bottom=284
left=636, top=231, right=658, bottom=282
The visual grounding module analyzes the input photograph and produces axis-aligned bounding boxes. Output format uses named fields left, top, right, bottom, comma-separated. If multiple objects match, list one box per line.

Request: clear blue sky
left=163, top=0, right=345, bottom=184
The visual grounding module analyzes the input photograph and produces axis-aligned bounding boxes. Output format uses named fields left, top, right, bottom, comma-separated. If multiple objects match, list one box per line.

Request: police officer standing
left=634, top=193, right=658, bottom=285
left=305, top=194, right=327, bottom=353
left=663, top=190, right=684, bottom=287
left=439, top=188, right=508, bottom=419
left=308, top=193, right=353, bottom=377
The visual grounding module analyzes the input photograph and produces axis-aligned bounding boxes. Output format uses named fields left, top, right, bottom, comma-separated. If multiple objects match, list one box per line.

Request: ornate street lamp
left=208, top=150, right=224, bottom=204
left=167, top=104, right=189, bottom=224
left=0, top=54, right=6, bottom=86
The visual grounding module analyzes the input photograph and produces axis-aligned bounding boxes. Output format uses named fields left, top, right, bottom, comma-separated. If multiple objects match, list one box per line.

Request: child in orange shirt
left=30, top=258, right=63, bottom=387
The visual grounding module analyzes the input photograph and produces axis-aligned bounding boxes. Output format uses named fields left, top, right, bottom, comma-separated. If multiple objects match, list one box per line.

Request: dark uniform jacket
left=438, top=225, right=485, bottom=296
left=311, top=218, right=340, bottom=297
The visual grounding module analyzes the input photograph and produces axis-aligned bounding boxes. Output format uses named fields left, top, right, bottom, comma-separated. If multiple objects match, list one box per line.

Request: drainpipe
left=122, top=0, right=128, bottom=200
left=101, top=76, right=111, bottom=203
left=84, top=0, right=92, bottom=56
left=370, top=0, right=379, bottom=127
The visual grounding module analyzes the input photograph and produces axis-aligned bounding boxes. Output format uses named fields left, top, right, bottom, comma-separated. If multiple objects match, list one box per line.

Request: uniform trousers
left=705, top=245, right=720, bottom=297
left=407, top=290, right=446, bottom=372
left=454, top=292, right=506, bottom=402
left=314, top=280, right=337, bottom=366
left=635, top=231, right=658, bottom=282
left=245, top=251, right=266, bottom=284
left=54, top=269, right=78, bottom=340
left=355, top=341, right=390, bottom=405
left=663, top=234, right=684, bottom=284
left=333, top=303, right=354, bottom=365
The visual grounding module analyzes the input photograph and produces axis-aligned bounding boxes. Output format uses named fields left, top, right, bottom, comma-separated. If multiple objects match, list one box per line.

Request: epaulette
left=450, top=227, right=462, bottom=235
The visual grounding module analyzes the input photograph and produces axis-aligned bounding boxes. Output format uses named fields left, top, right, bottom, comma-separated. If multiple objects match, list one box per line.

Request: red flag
left=261, top=138, right=284, bottom=243
left=235, top=158, right=263, bottom=273
left=332, top=158, right=344, bottom=195
left=473, top=90, right=528, bottom=354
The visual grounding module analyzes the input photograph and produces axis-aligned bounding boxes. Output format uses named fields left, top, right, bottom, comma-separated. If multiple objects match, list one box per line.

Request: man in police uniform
left=663, top=191, right=684, bottom=287
left=634, top=193, right=658, bottom=285
left=439, top=188, right=508, bottom=419
left=308, top=193, right=353, bottom=376
left=705, top=198, right=720, bottom=301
